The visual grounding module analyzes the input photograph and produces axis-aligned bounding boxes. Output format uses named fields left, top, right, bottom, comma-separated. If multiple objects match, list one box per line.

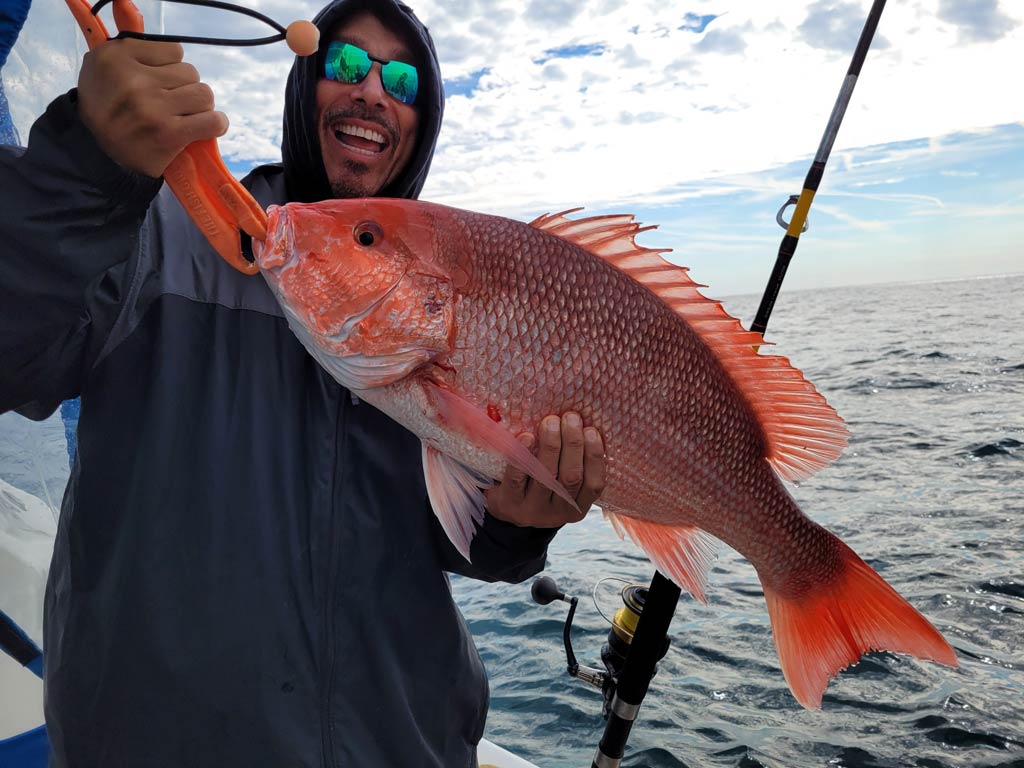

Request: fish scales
left=256, top=198, right=957, bottom=710
left=454, top=209, right=836, bottom=591
left=446, top=210, right=783, bottom=551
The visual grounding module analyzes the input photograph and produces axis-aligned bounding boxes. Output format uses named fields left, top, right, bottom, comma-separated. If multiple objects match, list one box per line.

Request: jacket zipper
left=320, top=389, right=348, bottom=768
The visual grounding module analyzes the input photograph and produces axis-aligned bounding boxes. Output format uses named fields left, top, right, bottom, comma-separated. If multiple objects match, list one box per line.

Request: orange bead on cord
left=286, top=20, right=320, bottom=56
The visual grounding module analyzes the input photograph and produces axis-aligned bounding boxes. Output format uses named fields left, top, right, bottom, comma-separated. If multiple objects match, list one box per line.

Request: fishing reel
left=531, top=576, right=670, bottom=720
left=533, top=572, right=681, bottom=766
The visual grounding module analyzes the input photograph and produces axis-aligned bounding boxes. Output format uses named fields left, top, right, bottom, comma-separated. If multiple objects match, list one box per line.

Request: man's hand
left=77, top=39, right=229, bottom=179
left=484, top=412, right=605, bottom=528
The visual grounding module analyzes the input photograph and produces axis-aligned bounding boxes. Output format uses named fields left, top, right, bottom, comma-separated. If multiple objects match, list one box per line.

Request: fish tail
left=762, top=537, right=958, bottom=709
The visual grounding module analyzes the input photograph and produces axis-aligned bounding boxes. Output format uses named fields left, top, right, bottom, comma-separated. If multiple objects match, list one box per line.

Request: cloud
left=430, top=30, right=479, bottom=64
left=615, top=43, right=648, bottom=68
left=850, top=177, right=907, bottom=187
left=159, top=2, right=294, bottom=54
left=9, top=0, right=1023, bottom=240
left=469, top=12, right=514, bottom=38
left=194, top=0, right=1023, bottom=220
left=937, top=0, right=1018, bottom=43
left=798, top=0, right=890, bottom=53
left=541, top=63, right=568, bottom=81
left=524, top=0, right=583, bottom=25
left=618, top=111, right=665, bottom=125
left=4, top=0, right=1019, bottom=295
left=694, top=26, right=748, bottom=55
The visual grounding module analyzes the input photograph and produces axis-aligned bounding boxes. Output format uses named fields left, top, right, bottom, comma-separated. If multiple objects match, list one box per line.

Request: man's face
left=316, top=11, right=421, bottom=198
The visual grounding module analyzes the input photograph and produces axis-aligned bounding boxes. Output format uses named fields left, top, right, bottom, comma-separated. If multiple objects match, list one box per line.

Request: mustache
left=321, top=106, right=398, bottom=146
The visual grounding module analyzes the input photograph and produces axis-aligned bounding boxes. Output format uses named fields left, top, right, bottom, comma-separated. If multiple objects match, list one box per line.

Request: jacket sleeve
left=0, top=91, right=162, bottom=418
left=436, top=506, right=561, bottom=584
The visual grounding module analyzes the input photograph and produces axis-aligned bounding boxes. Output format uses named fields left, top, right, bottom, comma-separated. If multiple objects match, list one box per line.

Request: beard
left=329, top=158, right=377, bottom=199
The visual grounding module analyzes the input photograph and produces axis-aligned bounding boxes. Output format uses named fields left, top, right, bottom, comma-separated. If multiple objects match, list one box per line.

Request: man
left=0, top=0, right=604, bottom=765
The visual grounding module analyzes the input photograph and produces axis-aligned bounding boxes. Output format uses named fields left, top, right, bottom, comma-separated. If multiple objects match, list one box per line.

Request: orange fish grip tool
left=63, top=0, right=320, bottom=275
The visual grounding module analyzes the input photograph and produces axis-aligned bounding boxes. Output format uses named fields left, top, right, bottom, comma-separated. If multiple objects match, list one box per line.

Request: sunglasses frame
left=323, top=41, right=419, bottom=105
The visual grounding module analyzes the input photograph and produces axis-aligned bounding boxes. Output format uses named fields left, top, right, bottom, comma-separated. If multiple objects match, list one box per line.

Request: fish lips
left=253, top=205, right=293, bottom=270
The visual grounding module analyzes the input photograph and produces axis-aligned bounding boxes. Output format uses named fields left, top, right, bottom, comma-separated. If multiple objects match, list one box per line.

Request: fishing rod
left=752, top=0, right=887, bottom=337
left=532, top=3, right=888, bottom=765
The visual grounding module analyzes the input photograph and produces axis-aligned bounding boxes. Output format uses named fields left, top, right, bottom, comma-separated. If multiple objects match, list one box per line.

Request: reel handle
left=531, top=576, right=567, bottom=605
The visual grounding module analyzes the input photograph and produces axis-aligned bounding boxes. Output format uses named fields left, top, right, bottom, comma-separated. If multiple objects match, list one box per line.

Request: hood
left=281, top=0, right=444, bottom=203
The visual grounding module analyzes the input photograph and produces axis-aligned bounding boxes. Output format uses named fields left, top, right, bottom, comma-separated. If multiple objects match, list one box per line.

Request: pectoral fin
left=424, top=383, right=580, bottom=512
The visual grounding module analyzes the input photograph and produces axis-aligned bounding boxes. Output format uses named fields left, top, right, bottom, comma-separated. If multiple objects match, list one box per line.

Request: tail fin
left=762, top=539, right=958, bottom=709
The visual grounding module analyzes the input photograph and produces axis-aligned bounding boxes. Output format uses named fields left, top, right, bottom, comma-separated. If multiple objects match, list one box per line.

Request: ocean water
left=1, top=275, right=1021, bottom=765
left=454, top=274, right=1024, bottom=768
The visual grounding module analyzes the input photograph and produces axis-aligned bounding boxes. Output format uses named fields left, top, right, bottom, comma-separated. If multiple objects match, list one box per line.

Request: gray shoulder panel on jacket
left=97, top=168, right=289, bottom=367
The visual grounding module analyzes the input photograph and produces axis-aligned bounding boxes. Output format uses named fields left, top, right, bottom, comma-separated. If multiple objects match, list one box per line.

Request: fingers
left=151, top=61, right=201, bottom=90
left=483, top=413, right=605, bottom=529
left=576, top=427, right=606, bottom=512
left=175, top=110, right=231, bottom=145
left=165, top=82, right=214, bottom=117
left=557, top=412, right=586, bottom=502
left=122, top=38, right=184, bottom=67
left=525, top=415, right=563, bottom=510
left=499, top=433, right=533, bottom=503
left=77, top=38, right=225, bottom=178
left=524, top=412, right=601, bottom=523
left=166, top=83, right=229, bottom=143
left=482, top=433, right=533, bottom=525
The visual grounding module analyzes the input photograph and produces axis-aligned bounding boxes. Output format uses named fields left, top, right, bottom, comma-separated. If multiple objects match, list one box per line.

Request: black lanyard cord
left=89, top=0, right=287, bottom=46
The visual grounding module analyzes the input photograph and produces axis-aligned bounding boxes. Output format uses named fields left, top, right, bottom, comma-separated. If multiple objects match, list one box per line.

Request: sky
left=4, top=0, right=1023, bottom=296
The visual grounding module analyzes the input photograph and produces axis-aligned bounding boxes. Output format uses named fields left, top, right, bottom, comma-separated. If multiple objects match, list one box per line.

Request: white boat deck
left=478, top=737, right=541, bottom=767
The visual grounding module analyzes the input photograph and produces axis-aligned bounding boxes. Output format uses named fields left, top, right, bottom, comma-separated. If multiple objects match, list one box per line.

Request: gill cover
left=257, top=200, right=455, bottom=389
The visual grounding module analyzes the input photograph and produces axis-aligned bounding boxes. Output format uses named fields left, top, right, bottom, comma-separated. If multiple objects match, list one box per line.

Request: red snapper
left=254, top=199, right=957, bottom=709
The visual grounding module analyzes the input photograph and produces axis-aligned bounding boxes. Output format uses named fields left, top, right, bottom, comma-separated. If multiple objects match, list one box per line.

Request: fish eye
left=353, top=221, right=383, bottom=247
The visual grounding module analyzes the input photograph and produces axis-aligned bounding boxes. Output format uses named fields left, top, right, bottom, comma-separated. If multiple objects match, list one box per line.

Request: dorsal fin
left=529, top=209, right=849, bottom=482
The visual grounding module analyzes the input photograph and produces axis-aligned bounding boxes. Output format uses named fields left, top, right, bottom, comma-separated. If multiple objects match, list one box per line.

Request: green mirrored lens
left=324, top=41, right=419, bottom=105
left=381, top=61, right=419, bottom=105
left=325, top=42, right=371, bottom=84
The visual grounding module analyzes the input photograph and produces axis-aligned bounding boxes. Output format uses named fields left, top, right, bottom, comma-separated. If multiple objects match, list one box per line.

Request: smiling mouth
left=333, top=123, right=390, bottom=156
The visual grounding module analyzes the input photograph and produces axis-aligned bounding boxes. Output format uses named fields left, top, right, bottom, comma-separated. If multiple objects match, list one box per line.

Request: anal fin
left=606, top=511, right=718, bottom=603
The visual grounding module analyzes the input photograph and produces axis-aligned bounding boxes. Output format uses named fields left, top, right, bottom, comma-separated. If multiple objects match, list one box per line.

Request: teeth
left=337, top=124, right=386, bottom=145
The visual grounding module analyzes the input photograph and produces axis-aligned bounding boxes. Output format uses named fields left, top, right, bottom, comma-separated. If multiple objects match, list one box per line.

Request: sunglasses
left=323, top=41, right=419, bottom=106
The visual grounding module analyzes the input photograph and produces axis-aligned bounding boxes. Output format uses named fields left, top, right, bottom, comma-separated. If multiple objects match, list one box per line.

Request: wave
left=967, top=439, right=1022, bottom=458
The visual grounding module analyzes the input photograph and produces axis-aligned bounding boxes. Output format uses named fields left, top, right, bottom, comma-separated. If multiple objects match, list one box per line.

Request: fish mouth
left=330, top=119, right=392, bottom=156
left=253, top=205, right=293, bottom=270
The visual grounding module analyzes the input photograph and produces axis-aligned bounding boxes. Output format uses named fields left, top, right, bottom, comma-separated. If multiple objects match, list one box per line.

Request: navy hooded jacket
left=0, top=1, right=556, bottom=765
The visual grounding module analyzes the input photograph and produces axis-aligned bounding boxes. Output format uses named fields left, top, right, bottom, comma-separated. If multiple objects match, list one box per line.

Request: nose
left=350, top=63, right=388, bottom=109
